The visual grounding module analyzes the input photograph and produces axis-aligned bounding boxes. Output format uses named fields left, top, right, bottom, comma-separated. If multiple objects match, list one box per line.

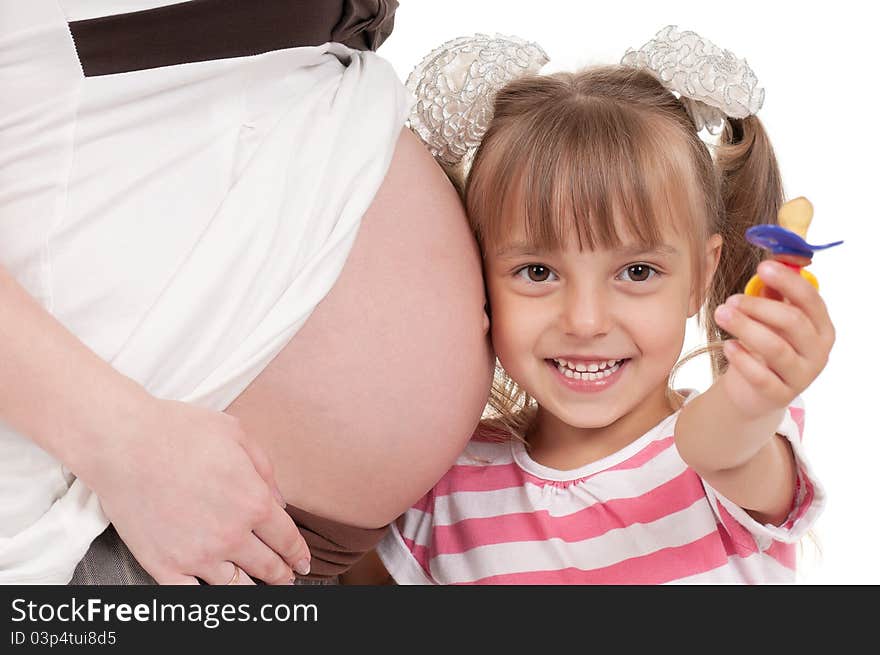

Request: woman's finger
left=232, top=532, right=296, bottom=585
left=153, top=572, right=200, bottom=585
left=253, top=502, right=311, bottom=577
left=233, top=426, right=286, bottom=508
left=198, top=561, right=256, bottom=586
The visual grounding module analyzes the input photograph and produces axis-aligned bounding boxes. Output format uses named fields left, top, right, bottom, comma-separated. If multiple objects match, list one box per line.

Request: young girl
left=342, top=28, right=831, bottom=584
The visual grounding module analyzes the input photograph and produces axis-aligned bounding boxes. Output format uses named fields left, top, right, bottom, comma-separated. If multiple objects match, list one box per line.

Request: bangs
left=467, top=92, right=706, bottom=255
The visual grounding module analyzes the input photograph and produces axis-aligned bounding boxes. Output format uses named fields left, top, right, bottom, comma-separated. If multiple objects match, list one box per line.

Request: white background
left=380, top=0, right=879, bottom=584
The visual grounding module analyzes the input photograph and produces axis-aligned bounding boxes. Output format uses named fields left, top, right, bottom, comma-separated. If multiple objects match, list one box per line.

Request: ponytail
left=704, top=115, right=784, bottom=376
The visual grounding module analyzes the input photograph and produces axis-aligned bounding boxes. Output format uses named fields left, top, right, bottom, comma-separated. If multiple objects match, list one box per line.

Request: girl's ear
left=688, top=233, right=723, bottom=317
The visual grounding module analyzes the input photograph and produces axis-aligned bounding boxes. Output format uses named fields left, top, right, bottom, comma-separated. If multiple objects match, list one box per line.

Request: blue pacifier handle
left=745, top=224, right=843, bottom=258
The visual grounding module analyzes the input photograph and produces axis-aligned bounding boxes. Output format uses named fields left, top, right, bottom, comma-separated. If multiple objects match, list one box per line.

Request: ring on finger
left=224, top=563, right=241, bottom=585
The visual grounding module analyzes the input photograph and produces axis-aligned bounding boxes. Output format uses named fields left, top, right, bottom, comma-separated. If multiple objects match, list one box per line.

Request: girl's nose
left=559, top=284, right=611, bottom=338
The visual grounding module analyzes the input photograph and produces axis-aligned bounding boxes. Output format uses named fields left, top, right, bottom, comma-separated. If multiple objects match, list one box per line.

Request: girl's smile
left=546, top=356, right=629, bottom=392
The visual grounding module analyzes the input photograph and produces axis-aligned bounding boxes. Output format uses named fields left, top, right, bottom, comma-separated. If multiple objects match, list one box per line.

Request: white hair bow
left=405, top=26, right=764, bottom=181
left=405, top=33, right=549, bottom=185
left=621, top=25, right=764, bottom=134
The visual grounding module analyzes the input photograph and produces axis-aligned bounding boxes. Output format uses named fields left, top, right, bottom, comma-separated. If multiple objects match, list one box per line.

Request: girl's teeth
left=554, top=358, right=621, bottom=371
left=553, top=359, right=622, bottom=380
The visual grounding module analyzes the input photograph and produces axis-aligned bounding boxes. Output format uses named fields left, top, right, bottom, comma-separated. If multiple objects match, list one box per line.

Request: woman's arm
left=0, top=265, right=309, bottom=584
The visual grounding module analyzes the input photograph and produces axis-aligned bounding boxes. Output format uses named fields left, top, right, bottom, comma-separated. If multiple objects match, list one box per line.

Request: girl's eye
left=516, top=265, right=557, bottom=283
left=618, top=264, right=658, bottom=283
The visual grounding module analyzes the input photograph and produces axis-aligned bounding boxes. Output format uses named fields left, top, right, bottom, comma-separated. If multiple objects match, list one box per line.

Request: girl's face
left=485, top=218, right=721, bottom=439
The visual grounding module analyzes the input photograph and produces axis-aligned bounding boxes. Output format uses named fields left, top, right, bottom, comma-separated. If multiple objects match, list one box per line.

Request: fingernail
left=716, top=305, right=732, bottom=322
left=759, top=260, right=780, bottom=276
left=273, top=487, right=286, bottom=508
left=288, top=576, right=296, bottom=585
left=294, top=559, right=311, bottom=576
left=727, top=294, right=742, bottom=307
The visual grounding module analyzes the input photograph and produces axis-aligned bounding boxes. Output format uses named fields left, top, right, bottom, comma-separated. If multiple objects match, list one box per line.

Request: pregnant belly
left=225, top=130, right=493, bottom=528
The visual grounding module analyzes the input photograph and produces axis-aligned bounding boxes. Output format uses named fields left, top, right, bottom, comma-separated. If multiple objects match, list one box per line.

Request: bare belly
left=225, top=129, right=494, bottom=528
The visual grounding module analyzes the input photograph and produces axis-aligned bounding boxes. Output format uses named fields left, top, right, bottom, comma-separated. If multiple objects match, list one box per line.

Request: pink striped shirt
left=377, top=396, right=824, bottom=584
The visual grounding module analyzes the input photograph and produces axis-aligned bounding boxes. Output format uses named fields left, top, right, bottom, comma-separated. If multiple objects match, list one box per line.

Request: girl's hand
left=80, top=397, right=311, bottom=585
left=713, top=260, right=836, bottom=420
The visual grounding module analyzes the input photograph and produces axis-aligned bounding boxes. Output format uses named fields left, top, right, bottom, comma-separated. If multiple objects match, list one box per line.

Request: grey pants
left=69, top=526, right=338, bottom=585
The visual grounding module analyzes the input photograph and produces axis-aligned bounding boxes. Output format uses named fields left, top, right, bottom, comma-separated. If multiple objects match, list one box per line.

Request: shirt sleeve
left=376, top=489, right=440, bottom=585
left=701, top=396, right=826, bottom=551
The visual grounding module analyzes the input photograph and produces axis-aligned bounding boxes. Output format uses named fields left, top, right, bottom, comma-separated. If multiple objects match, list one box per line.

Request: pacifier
left=744, top=197, right=843, bottom=298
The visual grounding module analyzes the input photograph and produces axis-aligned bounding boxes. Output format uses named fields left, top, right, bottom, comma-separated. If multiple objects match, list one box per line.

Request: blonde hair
left=464, top=66, right=783, bottom=440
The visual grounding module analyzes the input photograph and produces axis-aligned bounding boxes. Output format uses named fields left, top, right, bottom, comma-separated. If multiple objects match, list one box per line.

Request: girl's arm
left=674, top=388, right=796, bottom=525
left=674, top=260, right=834, bottom=525
left=0, top=265, right=309, bottom=584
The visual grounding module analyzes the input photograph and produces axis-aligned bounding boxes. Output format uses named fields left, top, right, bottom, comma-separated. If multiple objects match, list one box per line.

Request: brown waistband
left=284, top=504, right=388, bottom=579
left=68, top=0, right=398, bottom=77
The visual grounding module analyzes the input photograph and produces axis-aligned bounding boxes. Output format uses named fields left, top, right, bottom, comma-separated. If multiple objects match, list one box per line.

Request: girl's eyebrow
left=494, top=242, right=543, bottom=258
left=494, top=243, right=679, bottom=258
left=615, top=243, right=679, bottom=258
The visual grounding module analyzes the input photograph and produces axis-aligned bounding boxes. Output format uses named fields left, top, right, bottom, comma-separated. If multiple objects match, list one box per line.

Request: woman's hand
left=79, top=397, right=311, bottom=585
left=714, top=259, right=836, bottom=420
left=0, top=266, right=310, bottom=584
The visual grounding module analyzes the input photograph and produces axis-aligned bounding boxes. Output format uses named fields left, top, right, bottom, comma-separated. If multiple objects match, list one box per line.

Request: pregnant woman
left=0, top=0, right=492, bottom=584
